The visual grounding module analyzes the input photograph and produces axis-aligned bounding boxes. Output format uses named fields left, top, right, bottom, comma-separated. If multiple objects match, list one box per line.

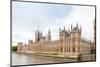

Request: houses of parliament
left=17, top=20, right=96, bottom=58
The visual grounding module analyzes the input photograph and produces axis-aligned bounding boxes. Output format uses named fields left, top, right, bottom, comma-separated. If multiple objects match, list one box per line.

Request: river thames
left=12, top=53, right=78, bottom=66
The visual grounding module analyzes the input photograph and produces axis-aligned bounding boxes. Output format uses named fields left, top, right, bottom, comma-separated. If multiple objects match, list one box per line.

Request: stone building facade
left=17, top=23, right=94, bottom=58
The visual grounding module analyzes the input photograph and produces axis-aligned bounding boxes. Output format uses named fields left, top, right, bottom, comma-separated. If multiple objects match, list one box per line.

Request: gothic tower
left=59, top=27, right=66, bottom=53
left=35, top=31, right=40, bottom=42
left=71, top=23, right=81, bottom=54
left=35, top=30, right=42, bottom=42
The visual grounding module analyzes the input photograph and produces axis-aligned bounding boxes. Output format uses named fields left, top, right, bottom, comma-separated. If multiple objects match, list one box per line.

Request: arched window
left=73, top=45, right=75, bottom=52
left=60, top=47, right=63, bottom=52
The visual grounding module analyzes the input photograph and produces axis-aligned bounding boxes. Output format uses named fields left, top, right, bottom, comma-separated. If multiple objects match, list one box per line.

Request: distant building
left=17, top=21, right=95, bottom=58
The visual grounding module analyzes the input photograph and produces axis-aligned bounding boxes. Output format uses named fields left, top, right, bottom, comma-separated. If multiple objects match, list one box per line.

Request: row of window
left=60, top=47, right=76, bottom=52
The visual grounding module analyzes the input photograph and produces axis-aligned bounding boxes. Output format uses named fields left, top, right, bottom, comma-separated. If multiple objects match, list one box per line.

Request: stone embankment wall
left=79, top=54, right=96, bottom=61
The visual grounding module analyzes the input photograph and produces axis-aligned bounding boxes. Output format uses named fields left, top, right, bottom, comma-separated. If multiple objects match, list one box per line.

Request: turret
left=48, top=29, right=51, bottom=41
left=35, top=30, right=42, bottom=42
left=40, top=30, right=43, bottom=37
left=71, top=23, right=81, bottom=39
left=71, top=24, right=72, bottom=30
left=59, top=27, right=61, bottom=32
left=35, top=31, right=38, bottom=42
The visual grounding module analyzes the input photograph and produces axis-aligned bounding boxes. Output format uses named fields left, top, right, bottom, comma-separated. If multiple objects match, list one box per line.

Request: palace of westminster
left=17, top=20, right=96, bottom=58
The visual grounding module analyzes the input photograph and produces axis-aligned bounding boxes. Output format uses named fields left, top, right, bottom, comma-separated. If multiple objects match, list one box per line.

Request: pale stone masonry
left=17, top=21, right=95, bottom=58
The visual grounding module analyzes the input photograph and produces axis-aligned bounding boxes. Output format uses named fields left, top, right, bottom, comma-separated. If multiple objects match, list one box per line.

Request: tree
left=91, top=49, right=96, bottom=54
left=12, top=46, right=17, bottom=52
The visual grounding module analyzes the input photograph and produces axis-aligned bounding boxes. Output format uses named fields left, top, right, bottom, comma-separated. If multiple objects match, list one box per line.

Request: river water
left=12, top=53, right=77, bottom=66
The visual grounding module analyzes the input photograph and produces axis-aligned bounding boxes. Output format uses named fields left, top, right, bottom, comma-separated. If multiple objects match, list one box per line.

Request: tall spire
left=59, top=27, right=61, bottom=32
left=48, top=28, right=50, bottom=35
left=71, top=24, right=72, bottom=30
left=39, top=30, right=43, bottom=38
left=48, top=28, right=51, bottom=41
left=76, top=22, right=78, bottom=28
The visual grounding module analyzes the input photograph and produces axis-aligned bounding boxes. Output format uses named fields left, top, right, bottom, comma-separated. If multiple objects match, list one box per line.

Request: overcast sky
left=12, top=1, right=95, bottom=46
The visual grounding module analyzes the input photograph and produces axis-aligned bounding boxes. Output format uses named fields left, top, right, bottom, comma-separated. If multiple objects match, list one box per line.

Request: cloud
left=62, top=6, right=95, bottom=41
left=12, top=32, right=35, bottom=43
left=12, top=2, right=95, bottom=45
left=46, top=6, right=95, bottom=41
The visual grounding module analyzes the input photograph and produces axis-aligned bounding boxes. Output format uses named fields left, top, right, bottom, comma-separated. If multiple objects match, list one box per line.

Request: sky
left=12, top=1, right=95, bottom=46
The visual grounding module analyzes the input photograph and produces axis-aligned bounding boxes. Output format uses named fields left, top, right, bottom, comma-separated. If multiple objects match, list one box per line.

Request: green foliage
left=12, top=46, right=17, bottom=52
left=91, top=49, right=96, bottom=54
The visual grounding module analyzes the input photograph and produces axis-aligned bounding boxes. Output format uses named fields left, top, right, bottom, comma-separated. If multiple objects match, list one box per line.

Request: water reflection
left=12, top=53, right=77, bottom=66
